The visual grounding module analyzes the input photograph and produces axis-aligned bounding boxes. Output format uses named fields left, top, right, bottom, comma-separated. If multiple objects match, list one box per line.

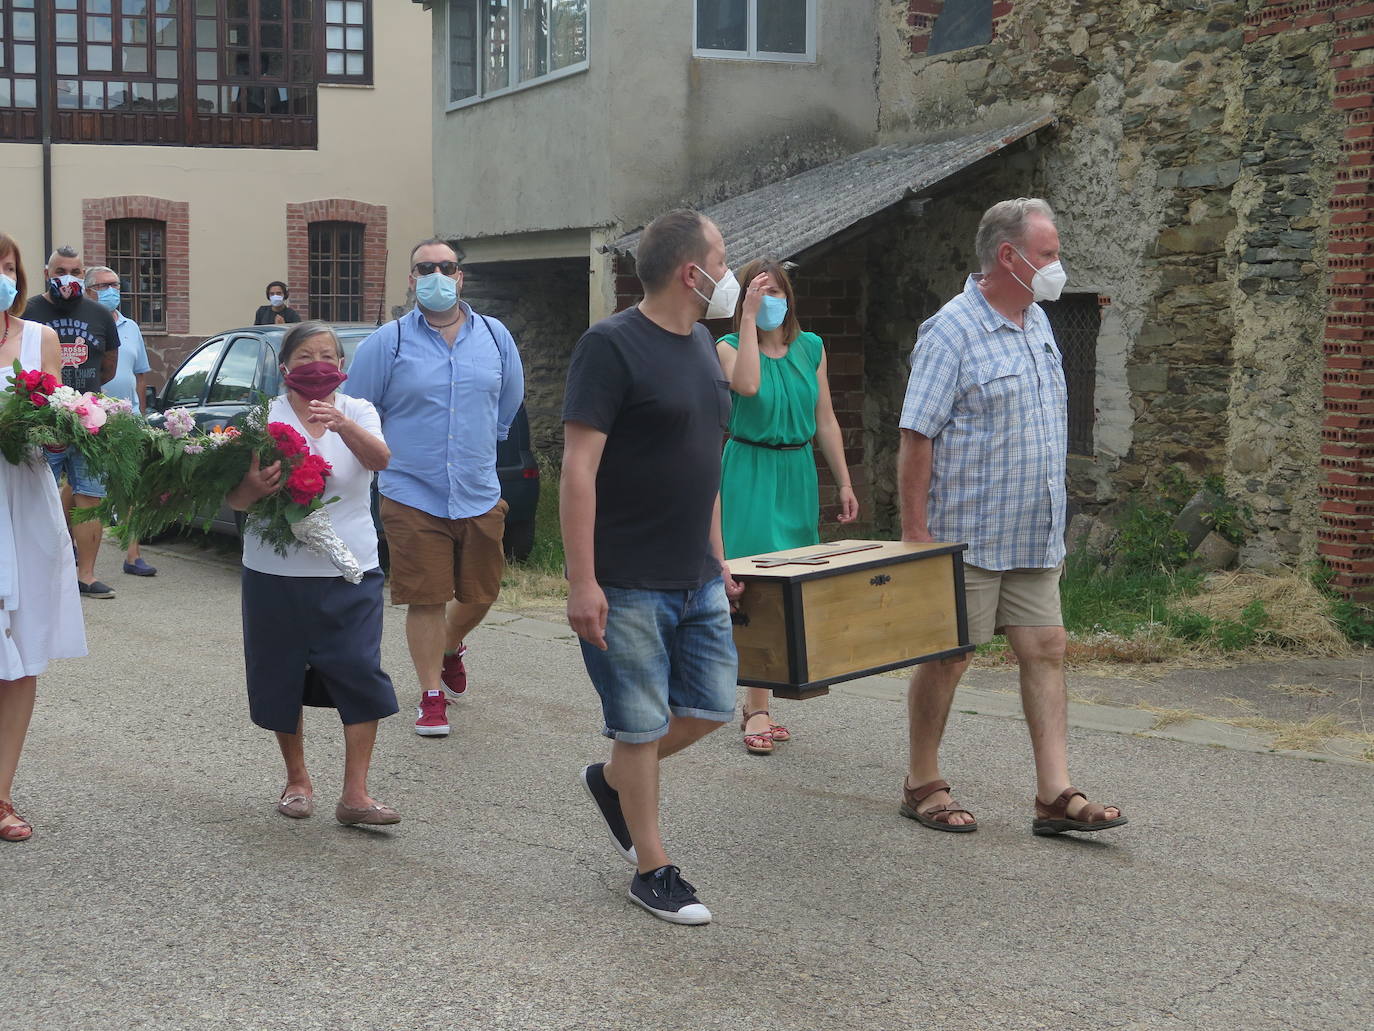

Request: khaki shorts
left=380, top=496, right=508, bottom=607
left=963, top=562, right=1064, bottom=645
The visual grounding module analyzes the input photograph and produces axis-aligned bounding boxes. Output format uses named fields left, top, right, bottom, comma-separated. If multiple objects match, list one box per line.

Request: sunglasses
left=413, top=261, right=460, bottom=276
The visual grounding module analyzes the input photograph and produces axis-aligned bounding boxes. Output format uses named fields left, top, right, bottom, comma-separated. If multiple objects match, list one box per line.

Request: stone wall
left=870, top=0, right=1347, bottom=570
left=459, top=259, right=589, bottom=459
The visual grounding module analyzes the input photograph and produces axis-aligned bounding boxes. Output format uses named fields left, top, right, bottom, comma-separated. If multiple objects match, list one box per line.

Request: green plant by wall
left=1112, top=503, right=1191, bottom=573
left=1199, top=474, right=1254, bottom=547
left=1311, top=563, right=1374, bottom=647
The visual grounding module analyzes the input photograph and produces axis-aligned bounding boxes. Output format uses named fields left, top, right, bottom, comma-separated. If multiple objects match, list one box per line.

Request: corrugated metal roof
left=607, top=112, right=1057, bottom=267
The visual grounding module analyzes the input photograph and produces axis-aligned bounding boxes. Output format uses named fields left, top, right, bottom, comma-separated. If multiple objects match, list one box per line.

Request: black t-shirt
left=562, top=306, right=731, bottom=590
left=21, top=294, right=120, bottom=394
left=254, top=305, right=302, bottom=325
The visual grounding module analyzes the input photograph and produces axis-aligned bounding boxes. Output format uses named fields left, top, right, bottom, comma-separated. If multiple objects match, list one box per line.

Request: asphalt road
left=5, top=541, right=1372, bottom=1031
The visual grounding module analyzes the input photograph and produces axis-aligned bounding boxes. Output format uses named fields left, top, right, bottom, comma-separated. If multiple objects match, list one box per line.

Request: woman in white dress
left=227, top=321, right=399, bottom=826
left=0, top=232, right=88, bottom=843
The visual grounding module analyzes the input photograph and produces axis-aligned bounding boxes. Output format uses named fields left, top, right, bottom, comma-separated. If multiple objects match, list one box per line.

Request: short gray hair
left=84, top=265, right=118, bottom=290
left=47, top=244, right=80, bottom=267
left=279, top=320, right=342, bottom=365
left=975, top=198, right=1056, bottom=270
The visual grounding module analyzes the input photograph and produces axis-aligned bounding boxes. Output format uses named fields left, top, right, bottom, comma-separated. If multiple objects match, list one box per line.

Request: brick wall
left=792, top=253, right=870, bottom=536
left=285, top=198, right=388, bottom=323
left=81, top=195, right=190, bottom=337
left=1247, top=1, right=1374, bottom=600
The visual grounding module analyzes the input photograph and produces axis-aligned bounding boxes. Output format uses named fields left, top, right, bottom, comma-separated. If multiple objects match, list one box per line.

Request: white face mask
left=691, top=265, right=741, bottom=320
left=1011, top=248, right=1068, bottom=303
left=269, top=294, right=285, bottom=306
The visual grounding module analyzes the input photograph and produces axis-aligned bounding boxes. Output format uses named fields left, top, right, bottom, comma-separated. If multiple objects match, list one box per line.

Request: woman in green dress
left=717, top=259, right=859, bottom=755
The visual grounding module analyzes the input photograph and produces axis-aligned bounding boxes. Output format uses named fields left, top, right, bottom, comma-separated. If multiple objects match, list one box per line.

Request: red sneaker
left=441, top=645, right=468, bottom=700
left=414, top=689, right=451, bottom=737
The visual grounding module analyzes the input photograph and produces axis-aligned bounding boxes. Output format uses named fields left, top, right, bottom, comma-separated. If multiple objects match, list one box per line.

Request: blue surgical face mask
left=415, top=271, right=459, bottom=312
left=756, top=294, right=788, bottom=332
left=96, top=286, right=121, bottom=311
left=0, top=274, right=16, bottom=312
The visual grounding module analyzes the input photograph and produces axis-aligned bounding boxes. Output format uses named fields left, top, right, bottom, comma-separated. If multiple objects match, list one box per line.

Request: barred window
left=1040, top=294, right=1101, bottom=457
left=106, top=218, right=167, bottom=331
left=308, top=220, right=363, bottom=322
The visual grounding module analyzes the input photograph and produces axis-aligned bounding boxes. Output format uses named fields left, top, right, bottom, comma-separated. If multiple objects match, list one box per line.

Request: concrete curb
left=486, top=608, right=1374, bottom=770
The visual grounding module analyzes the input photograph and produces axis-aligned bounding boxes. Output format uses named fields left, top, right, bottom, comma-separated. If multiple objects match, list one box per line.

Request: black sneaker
left=629, top=865, right=712, bottom=925
left=580, top=763, right=637, bottom=865
left=78, top=580, right=115, bottom=599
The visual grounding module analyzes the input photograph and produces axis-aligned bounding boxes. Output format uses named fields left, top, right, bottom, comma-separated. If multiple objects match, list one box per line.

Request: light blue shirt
left=106, top=312, right=151, bottom=413
left=899, top=275, right=1068, bottom=571
left=347, top=303, right=524, bottom=520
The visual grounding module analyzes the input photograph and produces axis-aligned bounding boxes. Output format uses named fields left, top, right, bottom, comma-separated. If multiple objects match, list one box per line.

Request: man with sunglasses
left=348, top=239, right=525, bottom=737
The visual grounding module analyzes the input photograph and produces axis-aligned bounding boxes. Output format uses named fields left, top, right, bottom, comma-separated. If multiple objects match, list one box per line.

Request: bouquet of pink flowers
left=0, top=360, right=145, bottom=485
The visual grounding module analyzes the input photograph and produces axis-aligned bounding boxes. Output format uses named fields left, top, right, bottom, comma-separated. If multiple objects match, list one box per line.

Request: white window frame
left=446, top=0, right=590, bottom=112
left=692, top=0, right=817, bottom=63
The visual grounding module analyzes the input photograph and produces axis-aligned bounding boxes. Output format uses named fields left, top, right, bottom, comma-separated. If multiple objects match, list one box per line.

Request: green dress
left=719, top=331, right=825, bottom=560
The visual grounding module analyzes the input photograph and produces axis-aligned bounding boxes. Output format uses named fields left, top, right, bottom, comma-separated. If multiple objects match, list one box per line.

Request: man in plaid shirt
left=896, top=198, right=1127, bottom=838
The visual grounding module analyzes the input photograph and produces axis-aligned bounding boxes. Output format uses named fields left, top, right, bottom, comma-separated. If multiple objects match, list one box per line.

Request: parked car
left=144, top=324, right=540, bottom=561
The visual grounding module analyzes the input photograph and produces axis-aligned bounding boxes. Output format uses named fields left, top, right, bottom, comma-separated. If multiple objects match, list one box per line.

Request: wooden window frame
left=0, top=0, right=379, bottom=148
left=0, top=0, right=42, bottom=140
left=307, top=220, right=366, bottom=323
left=320, top=0, right=373, bottom=85
left=106, top=217, right=170, bottom=332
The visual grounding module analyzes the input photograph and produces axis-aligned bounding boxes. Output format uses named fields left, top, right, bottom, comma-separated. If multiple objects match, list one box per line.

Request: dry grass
left=1141, top=705, right=1208, bottom=730
left=1230, top=713, right=1352, bottom=753
left=1175, top=571, right=1353, bottom=656
left=1268, top=681, right=1335, bottom=698
left=498, top=562, right=567, bottom=613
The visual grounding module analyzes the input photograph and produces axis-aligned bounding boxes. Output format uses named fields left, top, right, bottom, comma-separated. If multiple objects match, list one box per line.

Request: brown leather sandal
left=1033, top=787, right=1127, bottom=835
left=740, top=707, right=775, bottom=755
left=0, top=799, right=33, bottom=843
left=899, top=778, right=977, bottom=833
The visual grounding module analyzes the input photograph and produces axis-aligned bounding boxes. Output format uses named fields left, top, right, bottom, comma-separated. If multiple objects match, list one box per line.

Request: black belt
left=729, top=435, right=809, bottom=451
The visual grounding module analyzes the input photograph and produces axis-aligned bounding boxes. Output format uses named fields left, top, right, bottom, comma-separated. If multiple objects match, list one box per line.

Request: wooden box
left=726, top=539, right=972, bottom=700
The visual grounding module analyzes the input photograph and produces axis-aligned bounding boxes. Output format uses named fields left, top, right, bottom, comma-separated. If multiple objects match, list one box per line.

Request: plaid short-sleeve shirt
left=899, top=275, right=1068, bottom=571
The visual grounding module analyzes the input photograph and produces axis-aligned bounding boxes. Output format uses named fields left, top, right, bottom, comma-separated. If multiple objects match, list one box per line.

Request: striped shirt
left=899, top=275, right=1068, bottom=571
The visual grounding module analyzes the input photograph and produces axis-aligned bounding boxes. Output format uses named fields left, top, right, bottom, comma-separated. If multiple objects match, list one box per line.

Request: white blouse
left=240, top=393, right=384, bottom=577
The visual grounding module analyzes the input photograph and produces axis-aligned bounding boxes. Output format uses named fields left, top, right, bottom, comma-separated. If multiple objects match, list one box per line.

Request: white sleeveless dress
left=0, top=320, right=87, bottom=679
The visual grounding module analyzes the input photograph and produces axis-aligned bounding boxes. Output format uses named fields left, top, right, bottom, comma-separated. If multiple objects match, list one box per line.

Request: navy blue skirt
left=241, top=567, right=398, bottom=733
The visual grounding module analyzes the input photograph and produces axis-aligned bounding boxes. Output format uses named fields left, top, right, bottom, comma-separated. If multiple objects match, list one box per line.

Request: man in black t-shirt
left=21, top=245, right=121, bottom=599
left=562, top=210, right=744, bottom=926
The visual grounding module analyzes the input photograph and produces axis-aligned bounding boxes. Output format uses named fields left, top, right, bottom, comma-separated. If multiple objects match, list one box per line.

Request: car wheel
left=503, top=518, right=535, bottom=563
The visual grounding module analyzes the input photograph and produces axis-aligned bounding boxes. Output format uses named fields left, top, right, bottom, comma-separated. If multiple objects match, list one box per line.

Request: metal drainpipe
left=36, top=4, right=53, bottom=258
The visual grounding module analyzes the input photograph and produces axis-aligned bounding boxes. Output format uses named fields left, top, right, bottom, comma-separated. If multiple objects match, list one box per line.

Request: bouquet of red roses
left=247, top=419, right=360, bottom=581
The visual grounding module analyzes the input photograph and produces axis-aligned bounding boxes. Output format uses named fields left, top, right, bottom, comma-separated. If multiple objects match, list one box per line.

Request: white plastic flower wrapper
left=290, top=507, right=363, bottom=584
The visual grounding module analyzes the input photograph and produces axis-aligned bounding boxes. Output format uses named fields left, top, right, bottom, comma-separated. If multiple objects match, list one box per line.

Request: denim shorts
left=44, top=446, right=107, bottom=499
left=580, top=577, right=739, bottom=743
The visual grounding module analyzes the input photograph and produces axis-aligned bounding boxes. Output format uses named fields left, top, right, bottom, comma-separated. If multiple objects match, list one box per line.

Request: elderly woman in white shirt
left=227, top=321, right=400, bottom=827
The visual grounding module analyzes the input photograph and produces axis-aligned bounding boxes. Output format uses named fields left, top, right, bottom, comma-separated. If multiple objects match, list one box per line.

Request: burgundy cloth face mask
left=283, top=361, right=347, bottom=401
